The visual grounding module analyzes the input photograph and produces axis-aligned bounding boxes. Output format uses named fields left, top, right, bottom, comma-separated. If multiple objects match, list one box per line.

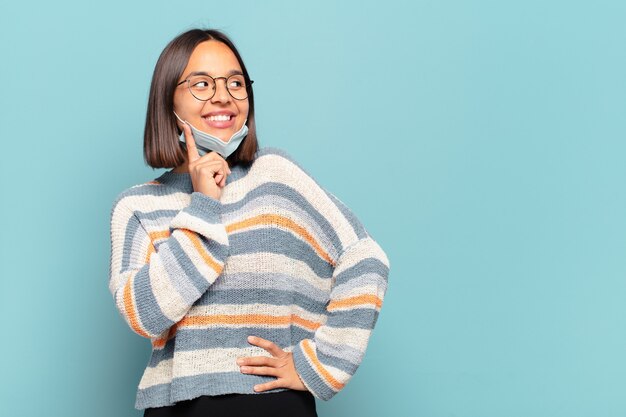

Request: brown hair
left=143, top=28, right=258, bottom=169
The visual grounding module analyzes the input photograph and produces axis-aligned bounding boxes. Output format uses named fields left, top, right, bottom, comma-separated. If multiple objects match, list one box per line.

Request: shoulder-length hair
left=144, top=28, right=258, bottom=169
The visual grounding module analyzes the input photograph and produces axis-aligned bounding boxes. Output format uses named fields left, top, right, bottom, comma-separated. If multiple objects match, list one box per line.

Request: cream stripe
left=223, top=253, right=331, bottom=292
left=118, top=192, right=190, bottom=212
left=109, top=203, right=135, bottom=295
left=138, top=359, right=173, bottom=389
left=148, top=253, right=190, bottom=323
left=169, top=211, right=228, bottom=246
left=187, top=303, right=327, bottom=324
left=333, top=237, right=390, bottom=276
left=172, top=346, right=295, bottom=378
left=320, top=362, right=351, bottom=386
left=332, top=283, right=382, bottom=300
left=316, top=326, right=370, bottom=352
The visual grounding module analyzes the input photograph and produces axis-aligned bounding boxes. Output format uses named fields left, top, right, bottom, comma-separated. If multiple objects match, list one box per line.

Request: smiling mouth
left=203, top=114, right=234, bottom=121
left=201, top=113, right=237, bottom=130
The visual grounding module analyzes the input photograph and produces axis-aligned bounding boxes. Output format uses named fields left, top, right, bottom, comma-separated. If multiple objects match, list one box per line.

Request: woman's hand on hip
left=182, top=122, right=231, bottom=200
left=237, top=336, right=309, bottom=393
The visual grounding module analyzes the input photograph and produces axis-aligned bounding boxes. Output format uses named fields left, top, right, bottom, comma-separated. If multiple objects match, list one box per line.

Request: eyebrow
left=183, top=69, right=244, bottom=79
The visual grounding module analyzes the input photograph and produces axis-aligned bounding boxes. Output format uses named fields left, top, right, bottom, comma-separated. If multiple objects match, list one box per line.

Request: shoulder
left=255, top=146, right=300, bottom=166
left=253, top=146, right=369, bottom=242
left=254, top=146, right=321, bottom=185
left=110, top=177, right=170, bottom=217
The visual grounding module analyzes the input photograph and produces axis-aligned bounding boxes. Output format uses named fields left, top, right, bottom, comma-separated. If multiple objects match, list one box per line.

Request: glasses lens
left=226, top=74, right=248, bottom=100
left=188, top=76, right=215, bottom=101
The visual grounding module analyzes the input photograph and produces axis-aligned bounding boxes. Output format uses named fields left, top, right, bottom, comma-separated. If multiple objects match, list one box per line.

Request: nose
left=210, top=78, right=231, bottom=104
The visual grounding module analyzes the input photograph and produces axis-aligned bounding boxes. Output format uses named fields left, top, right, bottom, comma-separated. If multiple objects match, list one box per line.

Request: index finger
left=182, top=123, right=200, bottom=162
left=247, top=336, right=285, bottom=357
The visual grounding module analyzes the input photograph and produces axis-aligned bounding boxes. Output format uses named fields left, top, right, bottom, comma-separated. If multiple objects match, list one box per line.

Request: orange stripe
left=151, top=314, right=322, bottom=348
left=179, top=229, right=223, bottom=274
left=179, top=314, right=322, bottom=331
left=146, top=230, right=170, bottom=262
left=145, top=242, right=155, bottom=263
left=122, top=274, right=151, bottom=338
left=302, top=339, right=345, bottom=390
left=226, top=214, right=335, bottom=266
left=152, top=338, right=166, bottom=349
left=148, top=228, right=223, bottom=274
left=149, top=230, right=170, bottom=241
left=327, top=294, right=383, bottom=311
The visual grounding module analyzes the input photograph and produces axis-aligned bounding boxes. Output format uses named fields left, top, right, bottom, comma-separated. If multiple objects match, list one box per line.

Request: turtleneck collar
left=154, top=170, right=194, bottom=192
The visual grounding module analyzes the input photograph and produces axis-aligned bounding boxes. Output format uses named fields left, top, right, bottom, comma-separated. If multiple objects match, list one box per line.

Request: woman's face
left=173, top=40, right=250, bottom=143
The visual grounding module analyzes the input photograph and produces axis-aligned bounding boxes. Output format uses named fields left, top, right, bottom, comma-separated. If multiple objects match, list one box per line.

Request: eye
left=228, top=75, right=246, bottom=89
left=192, top=81, right=210, bottom=89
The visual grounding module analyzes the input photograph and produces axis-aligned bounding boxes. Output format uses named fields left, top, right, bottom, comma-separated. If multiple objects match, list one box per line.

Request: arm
left=108, top=191, right=229, bottom=339
left=291, top=235, right=390, bottom=400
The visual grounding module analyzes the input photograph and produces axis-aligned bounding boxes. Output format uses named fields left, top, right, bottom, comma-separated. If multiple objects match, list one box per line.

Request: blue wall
left=1, top=1, right=625, bottom=416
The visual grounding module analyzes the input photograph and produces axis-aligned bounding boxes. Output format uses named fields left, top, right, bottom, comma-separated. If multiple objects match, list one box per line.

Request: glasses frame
left=177, top=74, right=254, bottom=101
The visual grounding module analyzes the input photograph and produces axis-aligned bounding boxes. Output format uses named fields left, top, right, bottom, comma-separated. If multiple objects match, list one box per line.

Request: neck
left=173, top=159, right=189, bottom=174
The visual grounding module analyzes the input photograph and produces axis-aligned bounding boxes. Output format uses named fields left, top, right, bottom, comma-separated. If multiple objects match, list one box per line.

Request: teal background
left=1, top=1, right=625, bottom=416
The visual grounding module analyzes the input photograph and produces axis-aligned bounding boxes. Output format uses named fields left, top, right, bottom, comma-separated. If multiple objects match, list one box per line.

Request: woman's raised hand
left=236, top=336, right=309, bottom=393
left=182, top=122, right=231, bottom=201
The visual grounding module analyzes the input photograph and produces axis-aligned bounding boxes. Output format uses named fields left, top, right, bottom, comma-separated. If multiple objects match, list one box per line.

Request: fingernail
left=236, top=359, right=244, bottom=365
left=248, top=336, right=255, bottom=342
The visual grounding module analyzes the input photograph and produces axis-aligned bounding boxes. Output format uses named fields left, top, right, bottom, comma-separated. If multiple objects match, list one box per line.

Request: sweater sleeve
left=291, top=235, right=390, bottom=400
left=108, top=191, right=230, bottom=339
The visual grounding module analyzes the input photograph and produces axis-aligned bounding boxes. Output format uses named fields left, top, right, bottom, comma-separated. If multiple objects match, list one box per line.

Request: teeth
left=205, top=115, right=232, bottom=121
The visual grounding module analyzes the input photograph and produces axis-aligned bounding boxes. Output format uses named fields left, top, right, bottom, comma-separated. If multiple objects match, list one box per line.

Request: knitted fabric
left=108, top=146, right=390, bottom=410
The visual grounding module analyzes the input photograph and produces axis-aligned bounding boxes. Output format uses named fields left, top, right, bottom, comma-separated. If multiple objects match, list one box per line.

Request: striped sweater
left=108, top=146, right=390, bottom=410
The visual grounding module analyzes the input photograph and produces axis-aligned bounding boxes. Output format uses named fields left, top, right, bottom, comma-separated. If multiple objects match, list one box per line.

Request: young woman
left=108, top=28, right=390, bottom=417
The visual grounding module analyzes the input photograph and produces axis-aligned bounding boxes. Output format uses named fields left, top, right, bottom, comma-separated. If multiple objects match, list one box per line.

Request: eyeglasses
left=177, top=74, right=253, bottom=101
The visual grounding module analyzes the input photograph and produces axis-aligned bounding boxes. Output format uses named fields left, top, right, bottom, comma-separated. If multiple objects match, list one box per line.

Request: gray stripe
left=133, top=267, right=174, bottom=336
left=148, top=337, right=176, bottom=367
left=184, top=193, right=222, bottom=223
left=158, top=240, right=204, bottom=304
left=326, top=191, right=368, bottom=239
left=136, top=209, right=180, bottom=225
left=292, top=341, right=334, bottom=400
left=224, top=194, right=336, bottom=259
left=135, top=381, right=172, bottom=409
left=326, top=307, right=380, bottom=329
left=229, top=228, right=334, bottom=279
left=316, top=343, right=361, bottom=375
left=223, top=182, right=345, bottom=256
left=316, top=338, right=363, bottom=368
left=197, top=288, right=327, bottom=315
left=149, top=327, right=314, bottom=360
left=209, top=272, right=328, bottom=303
left=120, top=215, right=142, bottom=272
left=332, top=273, right=388, bottom=297
left=139, top=216, right=175, bottom=232
left=334, top=257, right=389, bottom=287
